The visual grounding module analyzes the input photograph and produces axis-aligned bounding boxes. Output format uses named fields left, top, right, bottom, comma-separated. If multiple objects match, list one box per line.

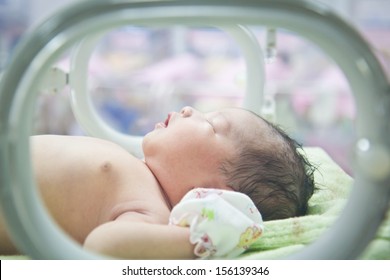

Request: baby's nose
left=180, top=106, right=194, bottom=118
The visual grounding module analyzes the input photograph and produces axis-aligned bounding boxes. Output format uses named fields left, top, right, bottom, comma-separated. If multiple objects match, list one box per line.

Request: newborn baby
left=0, top=106, right=315, bottom=259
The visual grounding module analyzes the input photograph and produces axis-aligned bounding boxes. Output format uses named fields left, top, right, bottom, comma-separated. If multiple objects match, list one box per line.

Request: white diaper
left=169, top=188, right=263, bottom=259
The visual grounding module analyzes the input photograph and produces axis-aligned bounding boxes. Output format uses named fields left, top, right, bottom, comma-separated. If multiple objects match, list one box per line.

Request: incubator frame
left=0, top=0, right=389, bottom=259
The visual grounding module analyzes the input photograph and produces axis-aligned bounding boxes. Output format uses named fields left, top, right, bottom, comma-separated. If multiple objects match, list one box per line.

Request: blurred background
left=1, top=0, right=389, bottom=175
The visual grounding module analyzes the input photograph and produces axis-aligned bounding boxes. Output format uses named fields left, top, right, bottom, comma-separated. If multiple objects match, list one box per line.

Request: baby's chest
left=95, top=166, right=171, bottom=225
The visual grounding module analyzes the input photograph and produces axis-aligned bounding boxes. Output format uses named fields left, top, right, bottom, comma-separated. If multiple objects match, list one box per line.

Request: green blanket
left=1, top=148, right=389, bottom=260
left=241, top=147, right=390, bottom=260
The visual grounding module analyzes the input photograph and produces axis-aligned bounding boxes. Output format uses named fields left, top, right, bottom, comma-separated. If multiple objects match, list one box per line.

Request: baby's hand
left=169, top=188, right=263, bottom=259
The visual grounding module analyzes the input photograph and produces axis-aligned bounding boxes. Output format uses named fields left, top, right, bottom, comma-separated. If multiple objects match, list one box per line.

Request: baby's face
left=142, top=106, right=266, bottom=206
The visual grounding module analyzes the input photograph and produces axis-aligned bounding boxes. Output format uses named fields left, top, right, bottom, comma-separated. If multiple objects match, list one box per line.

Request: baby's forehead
left=220, top=108, right=267, bottom=127
left=219, top=108, right=271, bottom=138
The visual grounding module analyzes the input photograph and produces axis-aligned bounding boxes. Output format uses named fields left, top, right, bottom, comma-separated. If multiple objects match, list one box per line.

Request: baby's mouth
left=164, top=113, right=172, bottom=127
left=155, top=113, right=172, bottom=129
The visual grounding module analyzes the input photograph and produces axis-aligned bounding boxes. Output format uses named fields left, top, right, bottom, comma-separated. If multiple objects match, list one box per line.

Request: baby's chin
left=141, top=131, right=159, bottom=160
left=141, top=135, right=150, bottom=156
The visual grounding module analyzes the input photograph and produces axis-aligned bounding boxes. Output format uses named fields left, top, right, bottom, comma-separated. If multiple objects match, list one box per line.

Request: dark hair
left=221, top=113, right=316, bottom=221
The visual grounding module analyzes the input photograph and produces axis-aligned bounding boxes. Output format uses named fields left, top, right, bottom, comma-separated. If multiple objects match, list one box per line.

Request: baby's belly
left=30, top=135, right=150, bottom=244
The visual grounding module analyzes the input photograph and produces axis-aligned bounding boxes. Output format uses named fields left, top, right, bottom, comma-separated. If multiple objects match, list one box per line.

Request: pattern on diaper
left=246, top=203, right=260, bottom=216
left=201, top=208, right=215, bottom=221
left=193, top=188, right=223, bottom=199
left=194, top=233, right=217, bottom=258
left=169, top=213, right=190, bottom=227
left=238, top=225, right=263, bottom=249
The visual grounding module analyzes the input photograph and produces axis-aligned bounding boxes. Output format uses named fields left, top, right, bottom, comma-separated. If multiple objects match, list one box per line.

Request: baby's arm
left=84, top=215, right=195, bottom=259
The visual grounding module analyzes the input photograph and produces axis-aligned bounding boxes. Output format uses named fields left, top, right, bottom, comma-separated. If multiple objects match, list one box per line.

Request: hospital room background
left=1, top=0, right=389, bottom=176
